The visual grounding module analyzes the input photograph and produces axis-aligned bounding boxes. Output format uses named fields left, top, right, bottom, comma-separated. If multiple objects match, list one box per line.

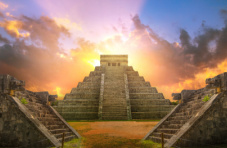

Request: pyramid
left=144, top=72, right=227, bottom=147
left=54, top=55, right=175, bottom=120
left=0, top=75, right=80, bottom=147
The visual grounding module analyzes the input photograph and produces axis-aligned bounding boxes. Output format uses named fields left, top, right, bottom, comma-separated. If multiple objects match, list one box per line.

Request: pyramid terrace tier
left=54, top=63, right=175, bottom=120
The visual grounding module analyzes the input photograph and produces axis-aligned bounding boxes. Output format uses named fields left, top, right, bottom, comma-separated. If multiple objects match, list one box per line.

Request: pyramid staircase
left=19, top=91, right=80, bottom=142
left=0, top=75, right=80, bottom=147
left=144, top=72, right=227, bottom=147
left=101, top=66, right=128, bottom=120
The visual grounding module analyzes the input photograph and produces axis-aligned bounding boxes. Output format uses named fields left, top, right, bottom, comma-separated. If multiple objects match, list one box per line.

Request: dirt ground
left=68, top=121, right=159, bottom=148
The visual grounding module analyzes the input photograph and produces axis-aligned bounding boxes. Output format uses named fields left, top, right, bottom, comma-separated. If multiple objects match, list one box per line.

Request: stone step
left=27, top=102, right=45, bottom=107
left=65, top=93, right=99, bottom=100
left=178, top=102, right=204, bottom=113
left=102, top=103, right=127, bottom=106
left=37, top=117, right=60, bottom=122
left=83, top=76, right=101, bottom=82
left=102, top=112, right=127, bottom=116
left=126, top=71, right=139, bottom=76
left=58, top=99, right=99, bottom=105
left=148, top=136, right=168, bottom=144
left=54, top=132, right=73, bottom=139
left=161, top=123, right=183, bottom=129
left=126, top=66, right=133, bottom=71
left=89, top=71, right=102, bottom=76
left=130, top=99, right=170, bottom=105
left=58, top=135, right=76, bottom=142
left=102, top=108, right=127, bottom=112
left=46, top=125, right=66, bottom=130
left=128, top=82, right=151, bottom=87
left=103, top=95, right=126, bottom=99
left=70, top=88, right=100, bottom=94
left=168, top=115, right=191, bottom=121
left=152, top=132, right=174, bottom=139
left=127, top=76, right=145, bottom=81
left=129, top=87, right=158, bottom=93
left=131, top=105, right=174, bottom=112
left=41, top=120, right=64, bottom=126
left=103, top=92, right=126, bottom=96
left=164, top=119, right=187, bottom=125
left=77, top=82, right=101, bottom=88
left=49, top=128, right=70, bottom=134
left=129, top=93, right=164, bottom=99
left=38, top=113, right=57, bottom=118
left=59, top=106, right=99, bottom=112
left=157, top=128, right=179, bottom=134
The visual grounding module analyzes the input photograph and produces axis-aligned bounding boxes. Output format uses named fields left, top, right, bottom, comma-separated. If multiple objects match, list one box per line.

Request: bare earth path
left=68, top=121, right=158, bottom=148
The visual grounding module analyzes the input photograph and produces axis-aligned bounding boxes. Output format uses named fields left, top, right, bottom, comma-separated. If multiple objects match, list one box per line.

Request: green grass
left=140, top=140, right=163, bottom=148
left=62, top=138, right=82, bottom=148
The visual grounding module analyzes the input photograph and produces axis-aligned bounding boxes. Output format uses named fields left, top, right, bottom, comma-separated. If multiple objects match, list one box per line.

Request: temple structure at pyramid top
left=100, top=55, right=128, bottom=66
left=54, top=55, right=175, bottom=120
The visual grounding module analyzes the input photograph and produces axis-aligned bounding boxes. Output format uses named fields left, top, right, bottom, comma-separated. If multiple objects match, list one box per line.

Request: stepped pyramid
left=144, top=72, right=227, bottom=148
left=54, top=55, right=175, bottom=120
left=0, top=75, right=80, bottom=147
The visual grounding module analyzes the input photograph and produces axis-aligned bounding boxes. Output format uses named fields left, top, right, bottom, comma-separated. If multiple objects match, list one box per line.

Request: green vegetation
left=51, top=100, right=58, bottom=106
left=63, top=138, right=82, bottom=148
left=20, top=98, right=28, bottom=104
left=171, top=101, right=179, bottom=105
left=202, top=95, right=210, bottom=102
left=140, top=140, right=163, bottom=148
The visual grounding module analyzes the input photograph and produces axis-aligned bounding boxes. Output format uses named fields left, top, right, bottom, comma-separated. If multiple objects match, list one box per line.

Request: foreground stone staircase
left=18, top=91, right=78, bottom=142
left=144, top=72, right=227, bottom=147
left=0, top=75, right=80, bottom=147
left=147, top=89, right=207, bottom=143
left=102, top=67, right=128, bottom=120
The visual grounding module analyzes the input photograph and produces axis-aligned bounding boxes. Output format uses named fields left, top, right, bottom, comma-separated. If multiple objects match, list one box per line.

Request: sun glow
left=87, top=59, right=100, bottom=67
left=53, top=87, right=64, bottom=99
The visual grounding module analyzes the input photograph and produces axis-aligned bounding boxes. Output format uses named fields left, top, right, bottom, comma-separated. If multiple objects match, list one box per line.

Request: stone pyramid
left=144, top=72, right=227, bottom=147
left=0, top=75, right=80, bottom=147
left=54, top=55, right=175, bottom=120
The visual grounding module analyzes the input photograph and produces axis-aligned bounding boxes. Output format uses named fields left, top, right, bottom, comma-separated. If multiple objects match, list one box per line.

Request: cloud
left=0, top=2, right=8, bottom=10
left=1, top=8, right=227, bottom=101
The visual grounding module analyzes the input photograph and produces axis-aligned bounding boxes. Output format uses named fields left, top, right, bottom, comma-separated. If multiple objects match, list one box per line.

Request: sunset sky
left=1, top=0, right=227, bottom=100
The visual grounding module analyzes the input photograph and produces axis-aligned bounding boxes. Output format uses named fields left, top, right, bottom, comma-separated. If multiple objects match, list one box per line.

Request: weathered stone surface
left=54, top=55, right=175, bottom=120
left=0, top=75, right=80, bottom=147
left=144, top=72, right=227, bottom=147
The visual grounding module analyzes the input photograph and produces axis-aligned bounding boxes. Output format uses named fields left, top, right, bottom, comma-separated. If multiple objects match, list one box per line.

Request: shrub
left=51, top=100, right=58, bottom=106
left=202, top=95, right=210, bottom=102
left=21, top=98, right=28, bottom=104
left=171, top=101, right=178, bottom=105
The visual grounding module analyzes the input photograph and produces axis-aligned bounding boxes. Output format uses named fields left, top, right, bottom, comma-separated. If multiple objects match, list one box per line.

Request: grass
left=63, top=138, right=83, bottom=148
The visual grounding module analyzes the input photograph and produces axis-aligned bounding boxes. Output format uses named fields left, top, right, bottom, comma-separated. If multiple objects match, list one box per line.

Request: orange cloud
left=53, top=17, right=82, bottom=31
left=0, top=20, right=30, bottom=38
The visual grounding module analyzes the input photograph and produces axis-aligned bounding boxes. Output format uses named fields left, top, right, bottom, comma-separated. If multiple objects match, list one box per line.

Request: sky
left=0, top=0, right=227, bottom=100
